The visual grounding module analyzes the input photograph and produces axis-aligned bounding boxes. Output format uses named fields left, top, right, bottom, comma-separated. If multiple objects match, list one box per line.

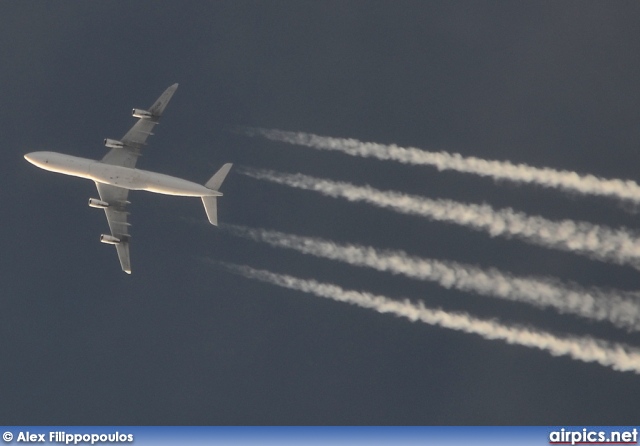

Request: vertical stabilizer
left=206, top=163, right=233, bottom=191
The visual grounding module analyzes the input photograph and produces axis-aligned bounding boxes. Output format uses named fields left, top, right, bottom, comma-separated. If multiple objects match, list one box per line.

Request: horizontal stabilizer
left=201, top=196, right=218, bottom=226
left=205, top=163, right=233, bottom=191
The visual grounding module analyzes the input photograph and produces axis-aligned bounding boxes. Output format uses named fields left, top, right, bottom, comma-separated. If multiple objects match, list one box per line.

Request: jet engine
left=100, top=234, right=120, bottom=245
left=132, top=108, right=152, bottom=119
left=88, top=198, right=109, bottom=209
left=104, top=138, right=124, bottom=149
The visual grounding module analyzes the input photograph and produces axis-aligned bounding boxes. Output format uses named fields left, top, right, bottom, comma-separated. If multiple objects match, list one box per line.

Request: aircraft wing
left=101, top=83, right=179, bottom=169
left=96, top=182, right=132, bottom=274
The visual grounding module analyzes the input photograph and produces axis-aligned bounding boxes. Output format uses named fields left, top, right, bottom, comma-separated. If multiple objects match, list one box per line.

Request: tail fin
left=202, top=163, right=232, bottom=226
left=205, top=163, right=233, bottom=191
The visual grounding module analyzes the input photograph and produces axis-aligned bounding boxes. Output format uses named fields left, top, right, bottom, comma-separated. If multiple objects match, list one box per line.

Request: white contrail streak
left=240, top=168, right=640, bottom=268
left=217, top=262, right=640, bottom=374
left=223, top=224, right=640, bottom=331
left=244, top=128, right=640, bottom=203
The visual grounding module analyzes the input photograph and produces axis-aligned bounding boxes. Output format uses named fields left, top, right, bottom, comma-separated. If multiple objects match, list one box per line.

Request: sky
left=2, top=1, right=640, bottom=424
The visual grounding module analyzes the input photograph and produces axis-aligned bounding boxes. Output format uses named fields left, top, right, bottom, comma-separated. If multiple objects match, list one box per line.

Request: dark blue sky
left=2, top=1, right=640, bottom=424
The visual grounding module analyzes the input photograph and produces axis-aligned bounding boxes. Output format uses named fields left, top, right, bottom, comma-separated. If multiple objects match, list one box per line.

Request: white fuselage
left=24, top=151, right=221, bottom=197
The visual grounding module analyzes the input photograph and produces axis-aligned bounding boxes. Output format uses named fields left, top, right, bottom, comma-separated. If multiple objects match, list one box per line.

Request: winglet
left=148, top=83, right=179, bottom=117
left=115, top=242, right=132, bottom=274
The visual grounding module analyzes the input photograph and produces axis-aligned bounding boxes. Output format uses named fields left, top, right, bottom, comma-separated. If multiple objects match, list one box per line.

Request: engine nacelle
left=100, top=234, right=120, bottom=245
left=88, top=198, right=109, bottom=209
left=104, top=138, right=124, bottom=149
left=132, top=108, right=153, bottom=119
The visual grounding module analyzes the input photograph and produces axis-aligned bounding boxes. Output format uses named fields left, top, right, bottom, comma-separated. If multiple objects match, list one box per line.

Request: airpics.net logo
left=549, top=428, right=638, bottom=445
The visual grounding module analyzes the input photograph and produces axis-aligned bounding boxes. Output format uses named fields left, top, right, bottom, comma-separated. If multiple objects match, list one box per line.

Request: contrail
left=216, top=262, right=640, bottom=374
left=239, top=168, right=640, bottom=268
left=223, top=224, right=640, bottom=331
left=244, top=128, right=640, bottom=203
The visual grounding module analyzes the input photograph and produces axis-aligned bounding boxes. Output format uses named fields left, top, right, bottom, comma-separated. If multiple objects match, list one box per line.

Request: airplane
left=24, top=84, right=232, bottom=274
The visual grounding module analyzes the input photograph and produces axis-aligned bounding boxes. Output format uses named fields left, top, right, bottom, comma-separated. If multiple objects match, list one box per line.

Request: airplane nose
left=24, top=152, right=48, bottom=168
